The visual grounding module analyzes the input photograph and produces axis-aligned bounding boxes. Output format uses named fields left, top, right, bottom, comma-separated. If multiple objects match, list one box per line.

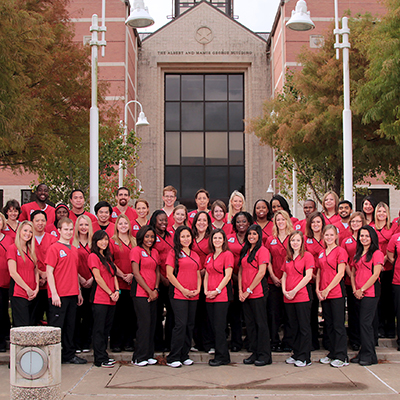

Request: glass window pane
left=229, top=103, right=244, bottom=131
left=205, top=75, right=227, bottom=101
left=181, top=75, right=203, bottom=101
left=206, top=132, right=227, bottom=165
left=229, top=166, right=245, bottom=194
left=165, top=103, right=180, bottom=131
left=182, top=102, right=203, bottom=131
left=229, top=75, right=243, bottom=100
left=181, top=167, right=204, bottom=200
left=205, top=103, right=227, bottom=131
left=165, top=132, right=180, bottom=165
left=229, top=132, right=244, bottom=165
left=206, top=167, right=228, bottom=199
left=165, top=166, right=180, bottom=194
left=165, top=75, right=180, bottom=101
left=181, top=132, right=203, bottom=165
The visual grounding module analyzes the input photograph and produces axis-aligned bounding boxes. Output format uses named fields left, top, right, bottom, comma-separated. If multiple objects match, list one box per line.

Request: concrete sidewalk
left=1, top=348, right=400, bottom=399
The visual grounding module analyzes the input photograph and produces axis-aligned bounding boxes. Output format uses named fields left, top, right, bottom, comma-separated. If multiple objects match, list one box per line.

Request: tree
left=248, top=15, right=399, bottom=201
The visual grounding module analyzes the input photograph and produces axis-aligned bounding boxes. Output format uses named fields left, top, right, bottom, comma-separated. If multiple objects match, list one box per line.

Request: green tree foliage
left=249, top=15, right=399, bottom=201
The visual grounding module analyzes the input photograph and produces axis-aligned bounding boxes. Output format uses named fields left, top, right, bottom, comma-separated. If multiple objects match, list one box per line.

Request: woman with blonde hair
left=7, top=221, right=39, bottom=327
left=73, top=215, right=94, bottom=353
left=227, top=191, right=246, bottom=223
left=109, top=214, right=137, bottom=352
left=321, top=191, right=340, bottom=225
left=266, top=210, right=293, bottom=352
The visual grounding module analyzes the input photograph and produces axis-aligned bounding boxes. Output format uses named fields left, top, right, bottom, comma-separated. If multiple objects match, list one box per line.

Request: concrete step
left=1, top=338, right=399, bottom=365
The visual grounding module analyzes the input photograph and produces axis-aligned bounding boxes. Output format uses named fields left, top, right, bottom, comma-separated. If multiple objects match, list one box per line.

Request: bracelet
left=155, top=288, right=160, bottom=292
left=216, top=288, right=221, bottom=294
left=246, top=287, right=253, bottom=294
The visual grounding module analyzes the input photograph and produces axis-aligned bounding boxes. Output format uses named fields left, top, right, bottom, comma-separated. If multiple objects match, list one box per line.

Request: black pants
left=11, top=296, right=36, bottom=327
left=268, top=283, right=291, bottom=347
left=310, top=283, right=320, bottom=350
left=355, top=296, right=379, bottom=364
left=321, top=297, right=348, bottom=362
left=110, top=289, right=136, bottom=349
left=346, top=284, right=360, bottom=347
left=193, top=290, right=215, bottom=351
left=132, top=297, right=157, bottom=363
left=32, top=289, right=49, bottom=324
left=48, top=296, right=78, bottom=362
left=155, top=283, right=174, bottom=351
left=378, top=270, right=395, bottom=337
left=92, top=304, right=115, bottom=366
left=167, top=299, right=197, bottom=363
left=206, top=301, right=230, bottom=363
left=227, top=283, right=243, bottom=349
left=242, top=296, right=271, bottom=363
left=285, top=301, right=311, bottom=363
left=0, top=288, right=10, bottom=350
left=393, top=284, right=400, bottom=347
left=74, top=287, right=93, bottom=350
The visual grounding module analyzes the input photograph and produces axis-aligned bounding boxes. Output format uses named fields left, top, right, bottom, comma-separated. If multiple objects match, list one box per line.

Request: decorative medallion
left=195, top=26, right=213, bottom=44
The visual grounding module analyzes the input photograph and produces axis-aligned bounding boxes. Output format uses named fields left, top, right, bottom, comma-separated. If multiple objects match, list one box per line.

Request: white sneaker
left=108, top=359, right=116, bottom=364
left=134, top=360, right=148, bottom=367
left=167, top=361, right=182, bottom=368
left=319, top=356, right=332, bottom=364
left=285, top=356, right=296, bottom=364
left=330, top=359, right=349, bottom=368
left=208, top=348, right=215, bottom=354
left=183, top=358, right=194, bottom=366
left=147, top=358, right=157, bottom=365
left=82, top=349, right=90, bottom=353
left=294, top=360, right=312, bottom=367
left=190, top=346, right=199, bottom=352
left=75, top=349, right=82, bottom=354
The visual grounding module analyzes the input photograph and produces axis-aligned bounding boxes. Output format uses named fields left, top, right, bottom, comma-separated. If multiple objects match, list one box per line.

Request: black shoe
left=231, top=346, right=241, bottom=352
left=124, top=346, right=134, bottom=352
left=271, top=345, right=280, bottom=352
left=255, top=360, right=270, bottom=366
left=209, top=359, right=229, bottom=366
left=63, top=356, right=87, bottom=364
left=351, top=343, right=360, bottom=351
left=112, top=347, right=122, bottom=353
left=378, top=332, right=385, bottom=339
left=243, top=355, right=256, bottom=365
left=0, top=348, right=6, bottom=353
left=359, top=360, right=372, bottom=366
left=350, top=357, right=359, bottom=364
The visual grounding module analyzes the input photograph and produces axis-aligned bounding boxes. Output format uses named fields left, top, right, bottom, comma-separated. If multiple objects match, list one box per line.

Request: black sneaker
left=63, top=355, right=87, bottom=364
left=101, top=361, right=115, bottom=368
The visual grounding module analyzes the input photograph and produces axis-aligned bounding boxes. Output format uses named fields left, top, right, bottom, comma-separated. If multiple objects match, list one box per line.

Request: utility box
left=10, top=326, right=62, bottom=399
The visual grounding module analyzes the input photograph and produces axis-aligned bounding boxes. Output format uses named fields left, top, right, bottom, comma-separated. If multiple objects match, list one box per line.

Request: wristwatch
left=246, top=287, right=253, bottom=294
left=216, top=288, right=221, bottom=294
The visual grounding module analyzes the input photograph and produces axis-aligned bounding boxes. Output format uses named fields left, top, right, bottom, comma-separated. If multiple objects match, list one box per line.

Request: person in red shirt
left=187, top=189, right=211, bottom=227
left=295, top=199, right=317, bottom=233
left=45, top=203, right=69, bottom=239
left=350, top=225, right=384, bottom=366
left=89, top=230, right=119, bottom=368
left=7, top=221, right=39, bottom=327
left=73, top=215, right=94, bottom=353
left=19, top=184, right=55, bottom=227
left=321, top=191, right=341, bottom=225
left=266, top=210, right=293, bottom=352
left=239, top=224, right=271, bottom=366
left=227, top=191, right=246, bottom=224
left=0, top=213, right=13, bottom=351
left=92, top=201, right=115, bottom=237
left=31, top=210, right=57, bottom=325
left=316, top=225, right=349, bottom=368
left=131, top=225, right=160, bottom=366
left=2, top=199, right=21, bottom=241
left=46, top=217, right=86, bottom=364
left=110, top=187, right=138, bottom=224
left=166, top=226, right=201, bottom=368
left=162, top=185, right=177, bottom=227
left=270, top=195, right=298, bottom=227
left=281, top=231, right=314, bottom=367
left=335, top=200, right=353, bottom=244
left=167, top=205, right=188, bottom=233
left=211, top=200, right=232, bottom=235
left=109, top=215, right=137, bottom=353
left=252, top=199, right=273, bottom=245
left=361, top=196, right=378, bottom=226
left=204, top=229, right=234, bottom=366
left=68, top=190, right=97, bottom=225
left=132, top=199, right=150, bottom=236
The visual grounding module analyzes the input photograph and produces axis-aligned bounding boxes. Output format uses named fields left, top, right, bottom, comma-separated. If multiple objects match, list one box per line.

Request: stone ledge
left=10, top=327, right=61, bottom=347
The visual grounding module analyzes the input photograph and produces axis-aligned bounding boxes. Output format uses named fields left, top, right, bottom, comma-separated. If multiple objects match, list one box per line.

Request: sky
left=133, top=0, right=282, bottom=33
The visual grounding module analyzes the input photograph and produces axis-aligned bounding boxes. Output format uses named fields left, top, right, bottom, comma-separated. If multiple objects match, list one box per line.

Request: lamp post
left=267, top=178, right=280, bottom=194
left=118, top=100, right=149, bottom=187
left=286, top=0, right=353, bottom=202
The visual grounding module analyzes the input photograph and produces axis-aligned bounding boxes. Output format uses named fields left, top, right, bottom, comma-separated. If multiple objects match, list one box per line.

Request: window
left=355, top=189, right=390, bottom=212
left=165, top=74, right=244, bottom=209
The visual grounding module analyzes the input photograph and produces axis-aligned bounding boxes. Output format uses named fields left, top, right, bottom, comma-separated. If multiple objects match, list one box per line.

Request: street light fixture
left=126, top=0, right=155, bottom=28
left=286, top=0, right=353, bottom=202
left=267, top=178, right=280, bottom=194
left=118, top=100, right=149, bottom=187
left=286, top=0, right=315, bottom=31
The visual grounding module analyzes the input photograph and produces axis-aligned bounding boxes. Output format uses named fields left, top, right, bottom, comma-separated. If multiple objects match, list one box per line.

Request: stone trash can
left=10, top=326, right=62, bottom=399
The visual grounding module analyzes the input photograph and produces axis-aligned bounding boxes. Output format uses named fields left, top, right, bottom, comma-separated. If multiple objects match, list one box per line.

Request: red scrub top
left=110, top=206, right=138, bottom=225
left=227, top=234, right=245, bottom=274
left=387, top=233, right=400, bottom=285
left=353, top=251, right=384, bottom=297
left=0, top=235, right=15, bottom=288
left=20, top=202, right=55, bottom=226
left=266, top=235, right=289, bottom=284
left=88, top=253, right=116, bottom=305
left=110, top=239, right=134, bottom=290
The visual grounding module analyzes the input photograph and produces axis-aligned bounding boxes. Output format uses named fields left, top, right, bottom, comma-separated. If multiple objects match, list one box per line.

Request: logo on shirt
left=397, top=236, right=400, bottom=242
left=141, top=251, right=148, bottom=257
left=306, top=239, right=313, bottom=244
left=29, top=209, right=35, bottom=215
left=295, top=224, right=301, bottom=230
left=228, top=237, right=235, bottom=243
left=50, top=231, right=57, bottom=237
left=206, top=256, right=212, bottom=264
left=345, top=238, right=353, bottom=244
left=189, top=213, right=195, bottom=218
left=156, top=237, right=160, bottom=242
left=111, top=211, right=118, bottom=218
left=133, top=225, right=139, bottom=230
left=270, top=239, right=277, bottom=245
left=3, top=226, right=9, bottom=231
left=179, top=251, right=187, bottom=258
left=318, top=253, right=324, bottom=259
left=60, top=250, right=67, bottom=258
left=17, top=250, right=21, bottom=256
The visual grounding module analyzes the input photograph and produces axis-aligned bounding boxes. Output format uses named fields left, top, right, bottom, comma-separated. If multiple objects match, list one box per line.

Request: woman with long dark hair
left=239, top=224, right=271, bottom=366
left=270, top=195, right=298, bottom=225
left=253, top=199, right=273, bottom=246
left=88, top=230, right=119, bottom=368
left=166, top=226, right=201, bottom=368
left=361, top=196, right=377, bottom=226
left=130, top=225, right=160, bottom=366
left=350, top=225, right=383, bottom=366
left=204, top=229, right=234, bottom=366
left=282, top=231, right=314, bottom=368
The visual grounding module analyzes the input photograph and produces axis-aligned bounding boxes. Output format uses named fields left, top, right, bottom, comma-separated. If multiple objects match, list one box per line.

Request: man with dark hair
left=20, top=184, right=55, bottom=226
left=335, top=200, right=353, bottom=244
left=295, top=199, right=317, bottom=233
left=93, top=201, right=115, bottom=237
left=68, top=189, right=97, bottom=225
left=110, top=187, right=138, bottom=224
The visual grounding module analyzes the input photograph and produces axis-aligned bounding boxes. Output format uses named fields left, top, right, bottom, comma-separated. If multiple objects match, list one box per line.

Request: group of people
left=1, top=183, right=399, bottom=369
